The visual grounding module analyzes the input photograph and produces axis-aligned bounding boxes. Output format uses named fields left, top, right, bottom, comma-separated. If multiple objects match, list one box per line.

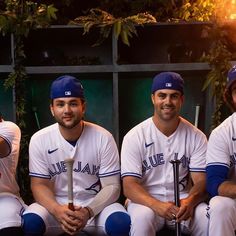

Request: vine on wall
left=202, top=21, right=232, bottom=129
left=0, top=0, right=57, bottom=202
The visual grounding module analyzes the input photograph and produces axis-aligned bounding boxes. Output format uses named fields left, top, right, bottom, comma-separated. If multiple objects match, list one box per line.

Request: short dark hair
left=224, top=87, right=236, bottom=112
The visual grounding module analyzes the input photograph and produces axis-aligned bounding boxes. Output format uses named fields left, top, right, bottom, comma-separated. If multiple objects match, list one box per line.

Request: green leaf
left=114, top=20, right=122, bottom=39
left=47, top=4, right=58, bottom=20
left=120, top=30, right=130, bottom=46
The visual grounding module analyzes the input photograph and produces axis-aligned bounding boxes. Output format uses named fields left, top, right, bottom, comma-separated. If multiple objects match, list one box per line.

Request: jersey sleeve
left=121, top=131, right=143, bottom=178
left=188, top=130, right=207, bottom=172
left=206, top=127, right=232, bottom=197
left=98, top=133, right=120, bottom=178
left=206, top=128, right=231, bottom=168
left=29, top=133, right=51, bottom=179
left=0, top=121, right=21, bottom=158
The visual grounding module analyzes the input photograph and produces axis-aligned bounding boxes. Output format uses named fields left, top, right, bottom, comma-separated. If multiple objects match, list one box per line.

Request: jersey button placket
left=163, top=139, right=170, bottom=197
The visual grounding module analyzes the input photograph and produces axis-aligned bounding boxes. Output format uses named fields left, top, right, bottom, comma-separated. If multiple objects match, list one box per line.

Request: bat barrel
left=194, top=104, right=200, bottom=127
left=65, top=158, right=75, bottom=211
left=171, top=160, right=181, bottom=207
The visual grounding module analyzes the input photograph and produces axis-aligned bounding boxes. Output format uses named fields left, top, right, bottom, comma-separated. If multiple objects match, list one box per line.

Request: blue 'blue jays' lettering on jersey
left=142, top=153, right=190, bottom=174
left=48, top=161, right=100, bottom=177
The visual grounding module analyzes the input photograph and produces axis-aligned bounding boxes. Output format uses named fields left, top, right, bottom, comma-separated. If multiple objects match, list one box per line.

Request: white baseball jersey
left=29, top=121, right=120, bottom=206
left=0, top=120, right=21, bottom=196
left=121, top=117, right=207, bottom=200
left=206, top=112, right=236, bottom=178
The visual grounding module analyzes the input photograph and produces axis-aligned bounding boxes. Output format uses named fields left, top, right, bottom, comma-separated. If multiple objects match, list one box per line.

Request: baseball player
left=0, top=113, right=25, bottom=236
left=121, top=72, right=208, bottom=236
left=22, top=75, right=130, bottom=236
left=206, top=65, right=236, bottom=236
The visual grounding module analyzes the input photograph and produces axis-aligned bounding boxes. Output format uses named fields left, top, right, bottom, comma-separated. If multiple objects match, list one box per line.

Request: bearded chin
left=56, top=118, right=81, bottom=129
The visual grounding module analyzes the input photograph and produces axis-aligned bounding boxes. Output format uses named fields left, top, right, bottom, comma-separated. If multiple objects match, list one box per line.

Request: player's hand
left=73, top=206, right=90, bottom=231
left=53, top=204, right=81, bottom=235
left=154, top=201, right=179, bottom=221
left=176, top=198, right=194, bottom=222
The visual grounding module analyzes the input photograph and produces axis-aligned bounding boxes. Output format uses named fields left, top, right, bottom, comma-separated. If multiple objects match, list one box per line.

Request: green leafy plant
left=69, top=8, right=156, bottom=46
left=175, top=0, right=215, bottom=21
left=0, top=0, right=57, bottom=203
left=201, top=21, right=232, bottom=129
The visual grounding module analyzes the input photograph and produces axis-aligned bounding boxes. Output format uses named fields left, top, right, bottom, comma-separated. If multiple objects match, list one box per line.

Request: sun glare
left=230, top=0, right=236, bottom=19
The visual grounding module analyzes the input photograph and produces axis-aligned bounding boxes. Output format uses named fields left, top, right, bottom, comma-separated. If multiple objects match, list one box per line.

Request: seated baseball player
left=206, top=65, right=236, bottom=236
left=0, top=113, right=26, bottom=236
left=22, top=75, right=131, bottom=236
left=121, top=72, right=209, bottom=236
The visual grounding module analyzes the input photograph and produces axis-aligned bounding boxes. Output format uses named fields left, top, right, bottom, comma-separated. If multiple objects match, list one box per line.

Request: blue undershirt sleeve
left=206, top=165, right=229, bottom=197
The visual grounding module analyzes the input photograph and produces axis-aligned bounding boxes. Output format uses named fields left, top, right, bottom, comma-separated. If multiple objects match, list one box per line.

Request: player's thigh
left=23, top=202, right=63, bottom=236
left=208, top=196, right=236, bottom=224
left=127, top=201, right=164, bottom=231
left=0, top=195, right=25, bottom=229
left=85, top=203, right=128, bottom=235
left=187, top=202, right=208, bottom=235
left=209, top=196, right=236, bottom=214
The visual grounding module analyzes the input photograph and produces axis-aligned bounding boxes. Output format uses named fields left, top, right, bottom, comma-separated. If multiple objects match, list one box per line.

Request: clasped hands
left=55, top=205, right=90, bottom=235
left=158, top=199, right=193, bottom=222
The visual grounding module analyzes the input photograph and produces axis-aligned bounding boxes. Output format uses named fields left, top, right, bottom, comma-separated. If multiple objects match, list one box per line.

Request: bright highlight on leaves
left=70, top=8, right=156, bottom=46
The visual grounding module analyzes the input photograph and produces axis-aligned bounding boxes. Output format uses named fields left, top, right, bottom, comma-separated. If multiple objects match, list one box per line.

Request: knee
left=105, top=211, right=131, bottom=236
left=131, top=206, right=155, bottom=225
left=209, top=196, right=235, bottom=213
left=22, top=213, right=46, bottom=236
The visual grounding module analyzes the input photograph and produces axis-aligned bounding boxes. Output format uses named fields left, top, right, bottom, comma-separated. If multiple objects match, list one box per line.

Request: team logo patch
left=165, top=82, right=172, bottom=87
left=85, top=180, right=101, bottom=194
left=65, top=91, right=71, bottom=96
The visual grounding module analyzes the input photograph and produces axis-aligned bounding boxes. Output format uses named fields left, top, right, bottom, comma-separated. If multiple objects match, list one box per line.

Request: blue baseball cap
left=50, top=75, right=84, bottom=99
left=227, top=65, right=236, bottom=89
left=151, top=72, right=184, bottom=94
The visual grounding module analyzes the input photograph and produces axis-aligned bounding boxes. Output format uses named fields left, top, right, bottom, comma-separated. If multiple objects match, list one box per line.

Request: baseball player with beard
left=121, top=72, right=208, bottom=236
left=0, top=113, right=25, bottom=236
left=22, top=75, right=130, bottom=236
left=206, top=65, right=236, bottom=236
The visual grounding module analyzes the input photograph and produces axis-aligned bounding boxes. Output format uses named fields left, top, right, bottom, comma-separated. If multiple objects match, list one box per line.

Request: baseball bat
left=170, top=154, right=181, bottom=236
left=194, top=104, right=200, bottom=127
left=32, top=106, right=41, bottom=130
left=64, top=158, right=75, bottom=211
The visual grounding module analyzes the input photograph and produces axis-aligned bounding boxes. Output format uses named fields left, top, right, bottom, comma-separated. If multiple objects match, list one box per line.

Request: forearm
left=187, top=178, right=208, bottom=207
left=188, top=172, right=208, bottom=204
left=218, top=181, right=236, bottom=198
left=87, top=183, right=120, bottom=216
left=123, top=179, right=162, bottom=212
left=31, top=179, right=60, bottom=215
left=123, top=177, right=180, bottom=219
left=87, top=175, right=121, bottom=216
